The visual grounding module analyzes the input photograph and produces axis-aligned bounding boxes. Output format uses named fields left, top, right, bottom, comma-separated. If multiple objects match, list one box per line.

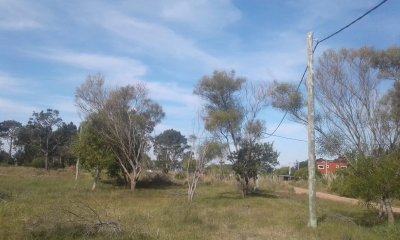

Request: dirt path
left=293, top=187, right=400, bottom=213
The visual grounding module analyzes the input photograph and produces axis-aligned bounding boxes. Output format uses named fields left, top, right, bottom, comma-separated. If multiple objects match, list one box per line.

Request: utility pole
left=307, top=32, right=317, bottom=228
left=75, top=124, right=81, bottom=181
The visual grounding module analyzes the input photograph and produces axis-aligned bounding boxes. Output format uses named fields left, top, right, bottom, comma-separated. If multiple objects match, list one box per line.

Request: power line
left=316, top=0, right=389, bottom=45
left=264, top=0, right=389, bottom=140
left=262, top=132, right=307, bottom=142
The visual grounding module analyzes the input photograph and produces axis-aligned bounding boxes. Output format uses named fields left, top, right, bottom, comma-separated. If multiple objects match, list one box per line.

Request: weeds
left=0, top=166, right=399, bottom=239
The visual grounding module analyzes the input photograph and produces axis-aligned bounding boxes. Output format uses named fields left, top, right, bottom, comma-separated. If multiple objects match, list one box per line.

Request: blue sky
left=0, top=0, right=399, bottom=166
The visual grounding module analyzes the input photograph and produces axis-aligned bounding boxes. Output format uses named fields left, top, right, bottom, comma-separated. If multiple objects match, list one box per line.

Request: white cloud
left=288, top=0, right=378, bottom=30
left=30, top=50, right=148, bottom=85
left=160, top=0, right=241, bottom=33
left=45, top=95, right=81, bottom=124
left=96, top=11, right=221, bottom=67
left=0, top=97, right=36, bottom=122
left=0, top=71, right=30, bottom=94
left=146, top=81, right=200, bottom=107
left=0, top=0, right=47, bottom=31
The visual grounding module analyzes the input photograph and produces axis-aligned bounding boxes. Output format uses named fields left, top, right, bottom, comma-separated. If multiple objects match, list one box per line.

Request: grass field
left=1, top=166, right=399, bottom=240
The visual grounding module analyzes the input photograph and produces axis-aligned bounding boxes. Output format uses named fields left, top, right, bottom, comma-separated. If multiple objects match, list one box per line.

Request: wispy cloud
left=0, top=71, right=32, bottom=94
left=0, top=0, right=47, bottom=31
left=30, top=50, right=148, bottom=84
left=95, top=11, right=221, bottom=68
left=146, top=81, right=200, bottom=107
left=0, top=97, right=36, bottom=122
left=160, top=0, right=241, bottom=34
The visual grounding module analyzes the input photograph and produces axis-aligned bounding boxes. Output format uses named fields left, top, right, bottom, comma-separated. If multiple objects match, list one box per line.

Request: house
left=316, top=157, right=349, bottom=175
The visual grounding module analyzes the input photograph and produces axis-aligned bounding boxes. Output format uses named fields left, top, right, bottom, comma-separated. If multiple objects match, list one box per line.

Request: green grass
left=0, top=166, right=399, bottom=239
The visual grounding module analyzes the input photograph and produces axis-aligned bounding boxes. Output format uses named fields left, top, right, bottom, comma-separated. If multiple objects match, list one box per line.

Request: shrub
left=174, top=171, right=187, bottom=180
left=293, top=167, right=322, bottom=180
left=31, top=158, right=45, bottom=168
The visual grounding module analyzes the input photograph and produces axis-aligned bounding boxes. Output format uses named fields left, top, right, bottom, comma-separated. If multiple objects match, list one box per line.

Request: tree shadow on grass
left=102, top=173, right=182, bottom=189
left=136, top=173, right=182, bottom=189
left=318, top=210, right=389, bottom=228
left=215, top=190, right=281, bottom=200
left=246, top=190, right=280, bottom=199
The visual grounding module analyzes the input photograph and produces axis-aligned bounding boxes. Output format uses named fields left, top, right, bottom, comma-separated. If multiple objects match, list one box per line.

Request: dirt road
left=293, top=187, right=400, bottom=213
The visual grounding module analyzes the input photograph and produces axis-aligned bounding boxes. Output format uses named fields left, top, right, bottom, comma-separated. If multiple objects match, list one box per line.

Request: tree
left=269, top=48, right=400, bottom=157
left=187, top=135, right=222, bottom=202
left=230, top=142, right=279, bottom=196
left=75, top=74, right=165, bottom=191
left=194, top=70, right=274, bottom=194
left=372, top=47, right=400, bottom=81
left=53, top=122, right=78, bottom=167
left=28, top=109, right=63, bottom=169
left=71, top=121, right=114, bottom=190
left=153, top=129, right=189, bottom=173
left=0, top=120, right=22, bottom=165
left=14, top=124, right=40, bottom=165
left=332, top=151, right=400, bottom=224
left=194, top=70, right=245, bottom=153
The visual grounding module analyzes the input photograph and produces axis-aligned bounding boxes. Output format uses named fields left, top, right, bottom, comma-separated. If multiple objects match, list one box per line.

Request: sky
left=0, top=0, right=399, bottom=166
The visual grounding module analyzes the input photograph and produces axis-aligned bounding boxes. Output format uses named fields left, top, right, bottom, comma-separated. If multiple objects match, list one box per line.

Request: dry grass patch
left=1, top=167, right=400, bottom=239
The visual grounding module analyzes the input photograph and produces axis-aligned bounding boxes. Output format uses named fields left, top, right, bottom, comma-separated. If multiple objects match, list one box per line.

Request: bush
left=275, top=167, right=289, bottom=176
left=293, top=167, right=323, bottom=180
left=0, top=150, right=11, bottom=164
left=31, top=158, right=45, bottom=168
left=174, top=171, right=187, bottom=180
left=294, top=168, right=308, bottom=180
left=137, top=172, right=178, bottom=188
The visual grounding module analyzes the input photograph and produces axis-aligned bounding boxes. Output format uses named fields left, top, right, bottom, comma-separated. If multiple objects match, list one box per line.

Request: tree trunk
left=130, top=178, right=137, bottom=191
left=244, top=176, right=249, bottom=196
left=45, top=137, right=49, bottom=170
left=128, top=171, right=138, bottom=191
left=383, top=196, right=394, bottom=224
left=379, top=198, right=386, bottom=218
left=45, top=152, right=48, bottom=170
left=188, top=170, right=200, bottom=202
left=91, top=166, right=99, bottom=191
left=9, top=139, right=16, bottom=166
left=75, top=158, right=80, bottom=181
left=253, top=175, right=259, bottom=192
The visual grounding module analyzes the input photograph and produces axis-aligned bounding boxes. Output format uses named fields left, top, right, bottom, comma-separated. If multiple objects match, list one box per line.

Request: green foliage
left=293, top=168, right=307, bottom=180
left=1, top=166, right=399, bottom=240
left=153, top=129, right=188, bottom=173
left=21, top=109, right=67, bottom=169
left=268, top=81, right=304, bottom=113
left=71, top=121, right=114, bottom=172
left=384, top=81, right=400, bottom=122
left=274, top=167, right=289, bottom=176
left=0, top=150, right=11, bottom=164
left=75, top=75, right=165, bottom=190
left=174, top=171, right=187, bottom=180
left=53, top=122, right=78, bottom=166
left=331, top=152, right=400, bottom=201
left=194, top=70, right=271, bottom=197
left=31, top=158, right=45, bottom=168
left=372, top=47, right=400, bottom=81
left=194, top=70, right=245, bottom=112
left=205, top=164, right=233, bottom=179
left=270, top=48, right=400, bottom=157
left=0, top=120, right=22, bottom=163
left=230, top=142, right=279, bottom=195
left=182, top=158, right=196, bottom=173
left=293, top=167, right=322, bottom=180
left=194, top=70, right=245, bottom=148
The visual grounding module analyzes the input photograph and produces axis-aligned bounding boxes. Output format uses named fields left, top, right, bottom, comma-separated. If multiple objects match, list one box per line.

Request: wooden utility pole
left=75, top=124, right=81, bottom=181
left=307, top=32, right=317, bottom=228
